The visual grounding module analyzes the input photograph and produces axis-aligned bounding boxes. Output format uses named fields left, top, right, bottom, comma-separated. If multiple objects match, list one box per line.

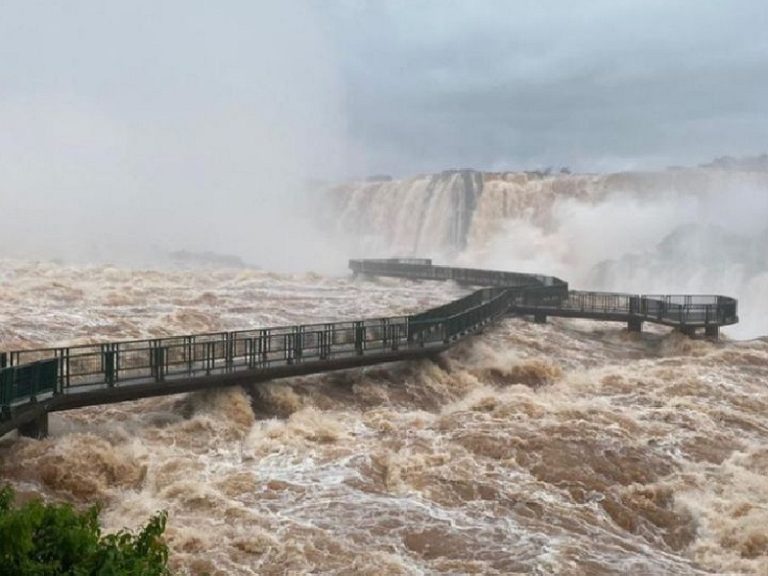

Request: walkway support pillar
left=627, top=318, right=643, bottom=333
left=705, top=325, right=719, bottom=340
left=679, top=326, right=697, bottom=338
left=18, top=412, right=48, bottom=439
left=533, top=312, right=547, bottom=324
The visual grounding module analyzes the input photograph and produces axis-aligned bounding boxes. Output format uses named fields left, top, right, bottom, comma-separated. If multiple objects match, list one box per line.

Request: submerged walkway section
left=1, top=259, right=738, bottom=438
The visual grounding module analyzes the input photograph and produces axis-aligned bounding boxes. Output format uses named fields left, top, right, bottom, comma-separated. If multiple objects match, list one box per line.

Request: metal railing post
left=354, top=321, right=364, bottom=355
left=186, top=336, right=194, bottom=374
left=104, top=349, right=116, bottom=388
left=226, top=332, right=234, bottom=372
left=293, top=326, right=303, bottom=362
left=153, top=347, right=166, bottom=382
left=0, top=368, right=11, bottom=420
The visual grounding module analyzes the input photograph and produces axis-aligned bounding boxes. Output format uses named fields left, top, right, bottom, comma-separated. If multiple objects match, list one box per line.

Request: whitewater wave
left=1, top=260, right=766, bottom=574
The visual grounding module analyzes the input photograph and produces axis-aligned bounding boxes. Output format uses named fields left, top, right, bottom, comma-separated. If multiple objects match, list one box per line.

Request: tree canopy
left=0, top=485, right=171, bottom=576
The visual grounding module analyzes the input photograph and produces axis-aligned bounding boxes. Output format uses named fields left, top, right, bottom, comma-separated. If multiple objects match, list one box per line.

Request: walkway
left=0, top=258, right=738, bottom=438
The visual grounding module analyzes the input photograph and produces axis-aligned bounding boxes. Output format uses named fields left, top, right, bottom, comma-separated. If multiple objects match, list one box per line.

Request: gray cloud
left=0, top=1, right=345, bottom=268
left=323, top=0, right=768, bottom=176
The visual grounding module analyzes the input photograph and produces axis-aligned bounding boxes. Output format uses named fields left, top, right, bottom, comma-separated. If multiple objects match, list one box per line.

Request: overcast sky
left=1, top=1, right=766, bottom=262
left=0, top=2, right=343, bottom=263
left=321, top=0, right=768, bottom=176
left=3, top=1, right=767, bottom=182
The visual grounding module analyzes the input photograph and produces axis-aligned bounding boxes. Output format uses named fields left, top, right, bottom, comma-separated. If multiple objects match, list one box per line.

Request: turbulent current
left=1, top=168, right=768, bottom=575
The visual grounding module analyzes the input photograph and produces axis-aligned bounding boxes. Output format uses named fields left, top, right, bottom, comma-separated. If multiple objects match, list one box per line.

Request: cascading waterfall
left=328, top=170, right=607, bottom=258
left=328, top=169, right=484, bottom=257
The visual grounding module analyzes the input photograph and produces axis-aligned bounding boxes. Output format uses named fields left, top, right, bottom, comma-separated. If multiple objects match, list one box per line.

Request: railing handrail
left=0, top=259, right=739, bottom=429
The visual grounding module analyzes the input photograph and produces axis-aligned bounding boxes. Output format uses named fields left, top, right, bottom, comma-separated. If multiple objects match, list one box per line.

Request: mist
left=0, top=1, right=344, bottom=270
left=475, top=177, right=768, bottom=339
left=2, top=1, right=767, bottom=333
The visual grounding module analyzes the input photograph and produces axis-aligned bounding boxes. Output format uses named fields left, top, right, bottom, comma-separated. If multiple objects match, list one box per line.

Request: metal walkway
left=0, top=258, right=738, bottom=438
left=350, top=259, right=738, bottom=333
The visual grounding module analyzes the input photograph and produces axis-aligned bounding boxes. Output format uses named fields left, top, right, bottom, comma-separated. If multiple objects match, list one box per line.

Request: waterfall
left=328, top=170, right=483, bottom=258
left=327, top=169, right=604, bottom=258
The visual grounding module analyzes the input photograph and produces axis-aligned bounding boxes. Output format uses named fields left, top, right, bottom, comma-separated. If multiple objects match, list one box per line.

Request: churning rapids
left=1, top=168, right=768, bottom=574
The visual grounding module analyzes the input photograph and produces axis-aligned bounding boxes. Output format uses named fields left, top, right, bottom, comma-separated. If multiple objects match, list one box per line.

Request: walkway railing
left=0, top=278, right=529, bottom=424
left=554, top=291, right=739, bottom=326
left=352, top=259, right=738, bottom=328
left=0, top=258, right=739, bottom=437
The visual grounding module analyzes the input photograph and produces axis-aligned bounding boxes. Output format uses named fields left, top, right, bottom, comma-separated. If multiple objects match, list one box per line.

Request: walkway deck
left=0, top=258, right=738, bottom=438
left=349, top=259, right=738, bottom=333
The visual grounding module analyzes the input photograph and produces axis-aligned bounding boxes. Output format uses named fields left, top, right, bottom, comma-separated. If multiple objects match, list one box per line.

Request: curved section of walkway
left=0, top=258, right=738, bottom=438
left=350, top=258, right=739, bottom=333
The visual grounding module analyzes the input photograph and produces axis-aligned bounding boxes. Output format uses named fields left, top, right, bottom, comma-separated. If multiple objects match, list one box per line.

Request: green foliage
left=0, top=485, right=171, bottom=576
